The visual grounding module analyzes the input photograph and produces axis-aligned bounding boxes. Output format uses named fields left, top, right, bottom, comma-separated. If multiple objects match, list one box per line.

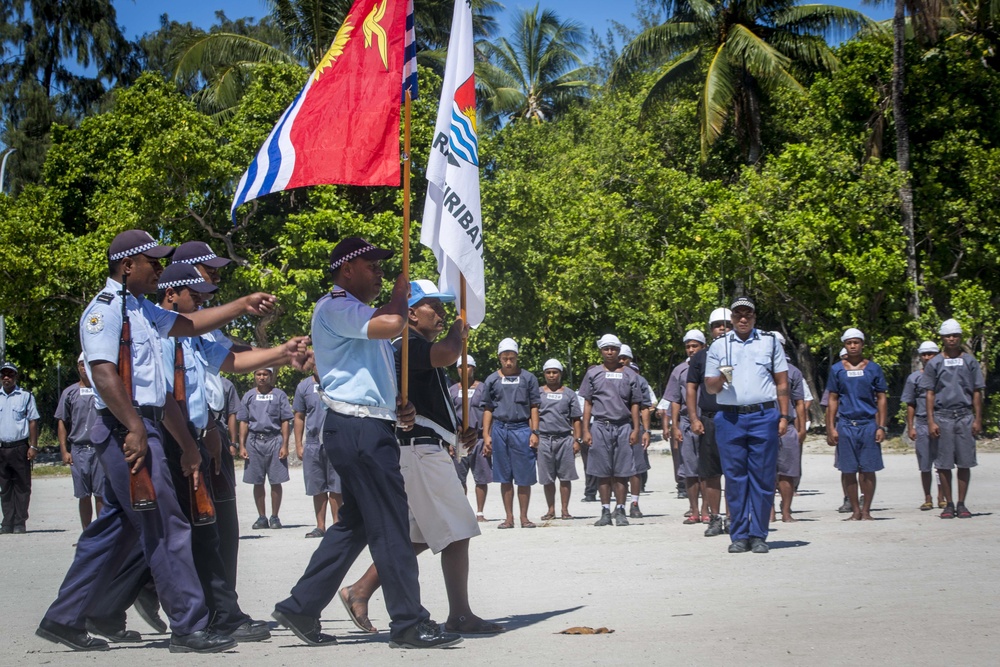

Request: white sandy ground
left=4, top=439, right=999, bottom=666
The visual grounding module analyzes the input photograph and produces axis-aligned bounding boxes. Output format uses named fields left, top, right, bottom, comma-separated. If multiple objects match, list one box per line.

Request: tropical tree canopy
left=611, top=0, right=874, bottom=162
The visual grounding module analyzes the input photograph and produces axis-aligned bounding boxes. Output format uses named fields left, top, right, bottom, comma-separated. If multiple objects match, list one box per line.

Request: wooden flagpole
left=401, top=90, right=412, bottom=403
left=460, top=275, right=469, bottom=430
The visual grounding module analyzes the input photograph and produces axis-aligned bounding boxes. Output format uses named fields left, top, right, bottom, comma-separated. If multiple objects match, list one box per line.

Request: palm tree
left=172, top=0, right=501, bottom=120
left=477, top=4, right=594, bottom=128
left=610, top=0, right=873, bottom=163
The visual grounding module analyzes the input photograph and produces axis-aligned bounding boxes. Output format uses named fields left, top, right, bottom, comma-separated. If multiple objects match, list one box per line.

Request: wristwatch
left=876, top=425, right=886, bottom=432
left=780, top=415, right=793, bottom=421
left=530, top=429, right=540, bottom=436
left=575, top=437, right=584, bottom=444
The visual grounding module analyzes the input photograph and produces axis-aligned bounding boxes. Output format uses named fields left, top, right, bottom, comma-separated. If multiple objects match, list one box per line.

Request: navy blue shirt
left=826, top=361, right=887, bottom=421
left=482, top=369, right=540, bottom=423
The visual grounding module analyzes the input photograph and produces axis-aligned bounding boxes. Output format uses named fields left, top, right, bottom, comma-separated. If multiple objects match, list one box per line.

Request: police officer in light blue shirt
left=274, top=237, right=460, bottom=650
left=705, top=297, right=789, bottom=554
left=0, top=361, right=40, bottom=534
left=39, top=229, right=278, bottom=654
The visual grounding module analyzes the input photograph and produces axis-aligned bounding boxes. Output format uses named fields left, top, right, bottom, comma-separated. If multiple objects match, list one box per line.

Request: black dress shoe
left=12, top=525, right=26, bottom=534
left=272, top=610, right=337, bottom=646
left=169, top=630, right=237, bottom=653
left=224, top=619, right=271, bottom=642
left=389, top=620, right=463, bottom=649
left=728, top=539, right=750, bottom=553
left=0, top=526, right=11, bottom=534
left=749, top=537, right=770, bottom=553
left=133, top=587, right=167, bottom=633
left=85, top=619, right=143, bottom=643
left=36, top=617, right=109, bottom=651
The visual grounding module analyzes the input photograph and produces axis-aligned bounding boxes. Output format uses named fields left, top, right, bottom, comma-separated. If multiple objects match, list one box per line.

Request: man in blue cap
left=705, top=297, right=789, bottom=553
left=0, top=360, right=40, bottom=534
left=338, top=279, right=501, bottom=636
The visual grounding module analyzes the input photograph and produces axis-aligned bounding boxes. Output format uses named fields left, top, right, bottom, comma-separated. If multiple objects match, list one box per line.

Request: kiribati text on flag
left=421, top=0, right=486, bottom=327
left=231, top=0, right=417, bottom=221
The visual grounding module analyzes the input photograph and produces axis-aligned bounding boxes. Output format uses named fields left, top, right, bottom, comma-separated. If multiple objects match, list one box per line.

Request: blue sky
left=112, top=0, right=893, bottom=42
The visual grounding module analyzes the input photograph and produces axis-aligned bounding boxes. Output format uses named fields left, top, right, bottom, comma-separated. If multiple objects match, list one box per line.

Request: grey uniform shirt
left=292, top=379, right=325, bottom=446
left=482, top=369, right=541, bottom=423
left=786, top=363, right=806, bottom=420
left=578, top=364, right=642, bottom=422
left=901, top=371, right=928, bottom=418
left=450, top=382, right=485, bottom=433
left=0, top=386, right=40, bottom=442
left=220, top=377, right=239, bottom=419
left=54, top=384, right=97, bottom=446
left=923, top=352, right=985, bottom=411
left=538, top=386, right=582, bottom=434
left=631, top=371, right=654, bottom=409
left=665, top=361, right=690, bottom=418
left=237, top=388, right=293, bottom=434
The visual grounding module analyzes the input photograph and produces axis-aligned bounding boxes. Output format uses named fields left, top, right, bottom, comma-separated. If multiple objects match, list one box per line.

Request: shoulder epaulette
left=761, top=331, right=775, bottom=337
left=96, top=292, right=115, bottom=304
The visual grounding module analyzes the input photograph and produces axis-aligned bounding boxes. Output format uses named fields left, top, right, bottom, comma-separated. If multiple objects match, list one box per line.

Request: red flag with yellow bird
left=231, top=0, right=418, bottom=220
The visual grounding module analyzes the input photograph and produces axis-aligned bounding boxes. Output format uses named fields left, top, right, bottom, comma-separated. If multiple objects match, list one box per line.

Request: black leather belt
left=69, top=441, right=95, bottom=449
left=539, top=432, right=573, bottom=437
left=595, top=418, right=630, bottom=426
left=721, top=401, right=776, bottom=414
left=401, top=436, right=447, bottom=448
left=98, top=405, right=164, bottom=422
left=701, top=411, right=717, bottom=418
left=0, top=439, right=27, bottom=448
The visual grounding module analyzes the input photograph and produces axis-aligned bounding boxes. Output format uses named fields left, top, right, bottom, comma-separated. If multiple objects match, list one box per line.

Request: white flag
left=421, top=0, right=485, bottom=326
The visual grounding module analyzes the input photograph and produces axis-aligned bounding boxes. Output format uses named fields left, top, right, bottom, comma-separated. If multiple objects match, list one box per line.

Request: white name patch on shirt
left=464, top=389, right=477, bottom=400
left=546, top=392, right=564, bottom=401
left=256, top=393, right=274, bottom=401
left=501, top=377, right=520, bottom=385
left=944, top=358, right=965, bottom=367
left=313, top=384, right=320, bottom=394
left=79, top=388, right=95, bottom=396
left=605, top=372, right=623, bottom=380
left=846, top=370, right=865, bottom=378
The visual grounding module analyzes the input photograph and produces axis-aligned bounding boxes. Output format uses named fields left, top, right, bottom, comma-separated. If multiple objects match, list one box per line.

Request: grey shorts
left=454, top=439, right=493, bottom=485
left=934, top=412, right=977, bottom=469
left=303, top=440, right=341, bottom=495
left=677, top=419, right=699, bottom=479
left=537, top=434, right=579, bottom=484
left=587, top=420, right=634, bottom=478
left=913, top=418, right=937, bottom=472
left=777, top=428, right=801, bottom=477
left=70, top=444, right=106, bottom=498
left=243, top=433, right=290, bottom=485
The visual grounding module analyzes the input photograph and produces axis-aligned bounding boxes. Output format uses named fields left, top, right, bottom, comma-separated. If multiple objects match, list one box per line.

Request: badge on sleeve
left=85, top=313, right=105, bottom=334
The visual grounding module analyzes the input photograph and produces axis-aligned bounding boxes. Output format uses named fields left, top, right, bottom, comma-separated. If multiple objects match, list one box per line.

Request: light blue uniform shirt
left=311, top=286, right=397, bottom=409
left=705, top=329, right=788, bottom=406
left=160, top=329, right=231, bottom=430
left=0, top=386, right=40, bottom=441
left=80, top=278, right=179, bottom=409
left=200, top=327, right=233, bottom=412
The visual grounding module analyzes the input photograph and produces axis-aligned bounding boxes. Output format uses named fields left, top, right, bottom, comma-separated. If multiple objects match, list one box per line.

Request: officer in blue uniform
left=37, top=229, right=276, bottom=653
left=705, top=297, right=789, bottom=554
left=0, top=361, right=40, bottom=534
left=272, top=236, right=461, bottom=650
left=826, top=328, right=888, bottom=521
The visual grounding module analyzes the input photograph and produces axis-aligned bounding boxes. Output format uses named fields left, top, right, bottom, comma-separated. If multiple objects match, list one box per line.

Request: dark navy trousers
left=276, top=411, right=428, bottom=639
left=43, top=415, right=209, bottom=634
left=715, top=408, right=779, bottom=542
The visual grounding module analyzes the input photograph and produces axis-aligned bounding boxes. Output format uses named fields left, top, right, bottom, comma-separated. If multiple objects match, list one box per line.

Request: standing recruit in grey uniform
left=56, top=354, right=104, bottom=530
left=618, top=345, right=653, bottom=518
left=0, top=361, right=40, bottom=535
left=579, top=334, right=641, bottom=527
left=294, top=373, right=342, bottom=538
left=771, top=331, right=806, bottom=523
left=902, top=341, right=941, bottom=510
left=536, top=359, right=582, bottom=521
left=450, top=355, right=493, bottom=520
left=481, top=339, right=542, bottom=529
left=667, top=331, right=707, bottom=525
left=238, top=369, right=293, bottom=530
left=924, top=318, right=985, bottom=519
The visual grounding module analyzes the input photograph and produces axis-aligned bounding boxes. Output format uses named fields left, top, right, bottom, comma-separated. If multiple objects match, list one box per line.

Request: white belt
left=320, top=395, right=396, bottom=421
left=413, top=415, right=457, bottom=446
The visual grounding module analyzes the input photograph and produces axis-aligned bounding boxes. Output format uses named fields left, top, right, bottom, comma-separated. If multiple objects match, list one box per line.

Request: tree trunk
left=894, top=0, right=920, bottom=370
left=795, top=341, right=824, bottom=425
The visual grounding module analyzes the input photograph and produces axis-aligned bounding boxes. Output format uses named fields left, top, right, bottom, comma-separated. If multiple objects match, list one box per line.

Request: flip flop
left=919, top=502, right=933, bottom=511
left=540, top=512, right=556, bottom=521
left=445, top=618, right=505, bottom=635
left=561, top=513, right=573, bottom=520
left=304, top=528, right=325, bottom=538
left=520, top=521, right=537, bottom=528
left=338, top=587, right=377, bottom=633
left=497, top=521, right=515, bottom=529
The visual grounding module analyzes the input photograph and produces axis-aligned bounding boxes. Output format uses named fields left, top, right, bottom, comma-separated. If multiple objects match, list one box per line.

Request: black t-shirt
left=393, top=332, right=457, bottom=440
left=685, top=348, right=720, bottom=413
